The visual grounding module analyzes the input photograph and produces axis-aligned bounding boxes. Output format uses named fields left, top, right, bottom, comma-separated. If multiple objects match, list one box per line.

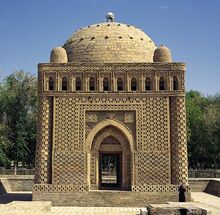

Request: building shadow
left=0, top=181, right=6, bottom=194
left=0, top=193, right=32, bottom=204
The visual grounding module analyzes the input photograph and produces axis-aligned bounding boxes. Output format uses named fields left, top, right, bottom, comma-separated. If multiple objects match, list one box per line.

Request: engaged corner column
left=35, top=96, right=53, bottom=184
left=170, top=96, right=188, bottom=185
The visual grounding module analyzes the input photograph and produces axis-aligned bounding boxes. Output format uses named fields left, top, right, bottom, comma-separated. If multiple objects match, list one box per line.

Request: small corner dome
left=153, top=45, right=172, bottom=62
left=50, top=47, right=68, bottom=63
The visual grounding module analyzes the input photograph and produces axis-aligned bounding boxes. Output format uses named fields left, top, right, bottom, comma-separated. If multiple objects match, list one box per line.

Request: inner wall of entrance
left=90, top=125, right=132, bottom=190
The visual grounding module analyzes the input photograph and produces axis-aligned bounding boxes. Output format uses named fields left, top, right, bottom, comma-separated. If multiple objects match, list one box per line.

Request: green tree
left=0, top=90, right=10, bottom=166
left=0, top=123, right=10, bottom=167
left=204, top=94, right=220, bottom=168
left=186, top=90, right=220, bottom=169
left=0, top=70, right=37, bottom=168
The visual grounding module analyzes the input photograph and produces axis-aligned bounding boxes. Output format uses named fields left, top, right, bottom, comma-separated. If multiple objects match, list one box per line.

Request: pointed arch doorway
left=87, top=120, right=133, bottom=191
left=99, top=136, right=122, bottom=189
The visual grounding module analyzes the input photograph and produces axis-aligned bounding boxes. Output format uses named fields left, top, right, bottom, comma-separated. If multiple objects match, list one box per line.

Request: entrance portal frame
left=85, top=119, right=134, bottom=190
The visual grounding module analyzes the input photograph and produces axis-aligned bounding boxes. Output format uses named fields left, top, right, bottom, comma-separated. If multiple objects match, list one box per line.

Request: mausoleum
left=33, top=13, right=190, bottom=206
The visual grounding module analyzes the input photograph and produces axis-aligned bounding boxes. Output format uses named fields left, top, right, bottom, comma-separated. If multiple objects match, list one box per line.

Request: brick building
left=33, top=13, right=190, bottom=206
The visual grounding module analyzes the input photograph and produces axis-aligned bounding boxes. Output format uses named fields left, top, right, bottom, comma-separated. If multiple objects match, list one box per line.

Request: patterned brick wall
left=43, top=96, right=172, bottom=188
left=52, top=97, right=86, bottom=184
left=35, top=63, right=187, bottom=194
left=85, top=110, right=136, bottom=140
left=170, top=97, right=188, bottom=184
left=52, top=151, right=87, bottom=185
left=141, top=97, right=169, bottom=152
left=53, top=98, right=81, bottom=151
left=136, top=97, right=170, bottom=185
left=136, top=152, right=170, bottom=185
left=34, top=97, right=53, bottom=184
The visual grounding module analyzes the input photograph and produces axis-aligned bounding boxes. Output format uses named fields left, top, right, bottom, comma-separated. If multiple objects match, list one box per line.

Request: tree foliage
left=186, top=90, right=220, bottom=169
left=0, top=70, right=37, bottom=167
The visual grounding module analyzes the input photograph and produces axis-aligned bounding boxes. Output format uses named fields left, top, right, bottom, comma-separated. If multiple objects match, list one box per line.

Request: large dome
left=63, top=22, right=157, bottom=63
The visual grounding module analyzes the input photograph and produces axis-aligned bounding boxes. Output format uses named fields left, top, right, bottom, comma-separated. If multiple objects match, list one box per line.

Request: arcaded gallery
left=33, top=13, right=190, bottom=206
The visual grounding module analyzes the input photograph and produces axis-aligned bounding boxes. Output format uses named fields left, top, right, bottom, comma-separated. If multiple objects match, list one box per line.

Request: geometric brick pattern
left=35, top=62, right=188, bottom=197
left=34, top=97, right=52, bottom=184
left=33, top=184, right=88, bottom=192
left=136, top=152, right=170, bottom=185
left=141, top=97, right=169, bottom=152
left=90, top=153, right=96, bottom=187
left=54, top=97, right=81, bottom=151
left=132, top=184, right=190, bottom=192
left=79, top=103, right=142, bottom=150
left=32, top=11, right=190, bottom=207
left=52, top=151, right=86, bottom=185
left=85, top=110, right=136, bottom=140
left=38, top=62, right=186, bottom=74
left=170, top=97, right=188, bottom=184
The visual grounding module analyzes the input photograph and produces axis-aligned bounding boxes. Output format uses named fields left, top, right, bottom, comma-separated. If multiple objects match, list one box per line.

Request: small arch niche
left=145, top=77, right=152, bottom=91
left=173, top=76, right=179, bottom=90
left=159, top=77, right=165, bottom=91
left=131, top=77, right=137, bottom=91
left=117, top=78, right=123, bottom=91
left=76, top=77, right=82, bottom=91
left=62, top=77, right=68, bottom=91
left=48, top=77, right=54, bottom=91
left=103, top=77, right=110, bottom=91
left=89, top=77, right=96, bottom=91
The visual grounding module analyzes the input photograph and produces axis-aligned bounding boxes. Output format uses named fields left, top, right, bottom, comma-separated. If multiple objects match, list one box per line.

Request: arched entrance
left=86, top=120, right=134, bottom=191
left=99, top=136, right=122, bottom=189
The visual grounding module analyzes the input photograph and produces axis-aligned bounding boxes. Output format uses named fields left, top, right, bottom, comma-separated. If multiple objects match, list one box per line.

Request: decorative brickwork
left=141, top=97, right=169, bottom=152
left=34, top=184, right=88, bottom=192
left=81, top=103, right=141, bottom=150
left=53, top=98, right=81, bottom=151
left=52, top=151, right=86, bottom=185
left=34, top=68, right=188, bottom=192
left=85, top=110, right=136, bottom=140
left=132, top=184, right=190, bottom=192
left=136, top=152, right=170, bottom=185
left=34, top=97, right=52, bottom=184
left=34, top=16, right=189, bottom=205
left=170, top=97, right=188, bottom=184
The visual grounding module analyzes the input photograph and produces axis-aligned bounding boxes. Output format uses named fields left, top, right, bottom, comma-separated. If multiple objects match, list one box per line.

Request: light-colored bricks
left=34, top=17, right=189, bottom=205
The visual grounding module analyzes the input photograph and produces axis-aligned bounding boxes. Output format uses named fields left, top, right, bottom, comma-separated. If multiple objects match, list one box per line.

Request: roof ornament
left=106, top=12, right=115, bottom=22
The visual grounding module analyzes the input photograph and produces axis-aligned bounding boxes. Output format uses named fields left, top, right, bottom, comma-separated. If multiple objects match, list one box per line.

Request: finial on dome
left=106, top=12, right=115, bottom=22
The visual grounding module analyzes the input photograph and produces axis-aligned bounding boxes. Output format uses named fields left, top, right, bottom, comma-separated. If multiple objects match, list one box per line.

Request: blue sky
left=0, top=0, right=219, bottom=95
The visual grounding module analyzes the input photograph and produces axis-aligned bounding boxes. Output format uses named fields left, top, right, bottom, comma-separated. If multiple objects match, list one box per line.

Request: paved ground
left=191, top=192, right=220, bottom=214
left=0, top=192, right=220, bottom=214
left=52, top=207, right=142, bottom=215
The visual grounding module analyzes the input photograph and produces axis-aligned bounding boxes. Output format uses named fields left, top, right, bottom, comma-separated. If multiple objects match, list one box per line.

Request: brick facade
left=33, top=18, right=190, bottom=205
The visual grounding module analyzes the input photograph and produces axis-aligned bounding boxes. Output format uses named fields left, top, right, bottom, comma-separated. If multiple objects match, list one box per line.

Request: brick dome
left=153, top=45, right=172, bottom=62
left=63, top=22, right=157, bottom=63
left=50, top=47, right=68, bottom=63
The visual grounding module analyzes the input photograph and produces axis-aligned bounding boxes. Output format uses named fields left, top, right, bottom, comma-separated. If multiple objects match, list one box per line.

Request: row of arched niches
left=43, top=74, right=183, bottom=92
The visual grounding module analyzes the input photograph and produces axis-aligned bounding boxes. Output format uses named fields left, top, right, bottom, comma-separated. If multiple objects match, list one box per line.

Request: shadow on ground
left=0, top=193, right=32, bottom=203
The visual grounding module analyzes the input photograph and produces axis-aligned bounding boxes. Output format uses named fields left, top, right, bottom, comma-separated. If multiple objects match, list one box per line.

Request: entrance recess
left=87, top=121, right=133, bottom=191
left=100, top=153, right=121, bottom=189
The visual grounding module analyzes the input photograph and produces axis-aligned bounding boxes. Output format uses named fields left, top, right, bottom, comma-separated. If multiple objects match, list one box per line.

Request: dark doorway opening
left=99, top=153, right=121, bottom=190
